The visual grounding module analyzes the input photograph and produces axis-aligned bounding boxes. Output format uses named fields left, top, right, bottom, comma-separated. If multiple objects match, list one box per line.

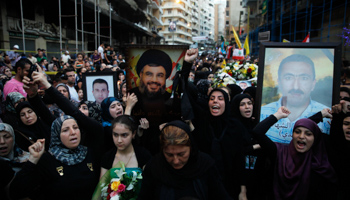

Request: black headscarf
left=227, top=84, right=243, bottom=100
left=15, top=101, right=51, bottom=150
left=231, top=94, right=256, bottom=130
left=147, top=120, right=215, bottom=188
left=243, top=86, right=256, bottom=100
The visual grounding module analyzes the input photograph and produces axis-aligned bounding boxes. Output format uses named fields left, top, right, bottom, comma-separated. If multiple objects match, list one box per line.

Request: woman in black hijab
left=14, top=101, right=52, bottom=150
left=138, top=120, right=232, bottom=200
left=191, top=88, right=248, bottom=199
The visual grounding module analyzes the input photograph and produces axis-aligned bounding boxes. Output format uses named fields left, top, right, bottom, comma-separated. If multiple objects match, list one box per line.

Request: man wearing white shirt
left=98, top=43, right=105, bottom=60
left=64, top=67, right=79, bottom=102
left=61, top=51, right=71, bottom=64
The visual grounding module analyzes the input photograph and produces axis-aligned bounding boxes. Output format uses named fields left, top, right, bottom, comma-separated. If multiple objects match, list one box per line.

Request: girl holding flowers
left=93, top=115, right=151, bottom=200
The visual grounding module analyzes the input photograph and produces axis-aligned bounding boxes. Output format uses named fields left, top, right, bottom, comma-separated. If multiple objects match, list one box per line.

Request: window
left=240, top=1, right=242, bottom=6
left=226, top=11, right=229, bottom=16
left=168, top=9, right=172, bottom=14
left=226, top=1, right=229, bottom=7
left=226, top=21, right=229, bottom=25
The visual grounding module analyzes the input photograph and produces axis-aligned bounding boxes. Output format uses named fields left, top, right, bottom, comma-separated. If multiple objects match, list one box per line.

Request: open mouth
left=296, top=141, right=306, bottom=149
left=0, top=146, right=8, bottom=153
left=70, top=137, right=78, bottom=143
left=116, top=111, right=123, bottom=117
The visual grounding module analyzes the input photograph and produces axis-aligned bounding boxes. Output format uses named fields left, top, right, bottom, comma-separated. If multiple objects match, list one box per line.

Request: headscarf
left=274, top=118, right=337, bottom=200
left=48, top=115, right=88, bottom=165
left=227, top=84, right=243, bottom=100
left=0, top=66, right=9, bottom=75
left=56, top=83, right=71, bottom=100
left=148, top=120, right=215, bottom=189
left=243, top=86, right=256, bottom=100
left=81, top=100, right=102, bottom=123
left=101, top=97, right=120, bottom=127
left=15, top=101, right=50, bottom=149
left=5, top=92, right=25, bottom=113
left=0, top=123, right=29, bottom=172
left=231, top=94, right=256, bottom=130
left=196, top=79, right=210, bottom=99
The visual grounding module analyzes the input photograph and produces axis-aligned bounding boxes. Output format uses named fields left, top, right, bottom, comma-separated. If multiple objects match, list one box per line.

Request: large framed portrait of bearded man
left=256, top=42, right=342, bottom=144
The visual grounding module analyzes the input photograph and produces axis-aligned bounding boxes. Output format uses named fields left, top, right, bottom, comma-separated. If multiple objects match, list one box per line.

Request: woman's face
left=122, top=84, right=127, bottom=95
left=78, top=89, right=83, bottom=100
left=342, top=117, right=350, bottom=141
left=14, top=98, right=25, bottom=108
left=112, top=123, right=135, bottom=151
left=57, top=86, right=69, bottom=99
left=109, top=101, right=124, bottom=119
left=0, top=131, right=14, bottom=157
left=79, top=103, right=89, bottom=117
left=119, top=73, right=125, bottom=81
left=292, top=127, right=314, bottom=153
left=5, top=68, right=12, bottom=78
left=20, top=107, right=38, bottom=126
left=163, top=145, right=190, bottom=170
left=208, top=91, right=225, bottom=116
left=239, top=98, right=253, bottom=118
left=60, top=119, right=81, bottom=149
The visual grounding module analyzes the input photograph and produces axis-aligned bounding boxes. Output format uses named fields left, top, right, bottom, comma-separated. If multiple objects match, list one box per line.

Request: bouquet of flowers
left=212, top=61, right=258, bottom=87
left=93, top=162, right=143, bottom=200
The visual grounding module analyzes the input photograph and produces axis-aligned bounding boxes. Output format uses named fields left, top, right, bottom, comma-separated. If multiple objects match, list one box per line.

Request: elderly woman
left=253, top=106, right=337, bottom=200
left=0, top=123, right=29, bottom=200
left=9, top=115, right=100, bottom=200
left=138, top=120, right=232, bottom=200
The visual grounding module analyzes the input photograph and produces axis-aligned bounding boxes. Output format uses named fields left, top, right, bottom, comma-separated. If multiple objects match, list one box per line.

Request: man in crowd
left=92, top=78, right=109, bottom=105
left=64, top=67, right=79, bottom=102
left=3, top=58, right=31, bottom=99
left=103, top=45, right=113, bottom=64
left=7, top=45, right=21, bottom=68
left=260, top=54, right=330, bottom=143
left=27, top=53, right=37, bottom=65
left=61, top=51, right=72, bottom=64
left=98, top=43, right=105, bottom=61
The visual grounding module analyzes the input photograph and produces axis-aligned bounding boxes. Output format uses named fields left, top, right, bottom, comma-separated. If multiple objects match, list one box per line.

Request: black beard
left=139, top=79, right=166, bottom=98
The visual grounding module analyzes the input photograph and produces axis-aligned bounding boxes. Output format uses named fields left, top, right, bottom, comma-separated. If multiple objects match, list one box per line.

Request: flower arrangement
left=99, top=163, right=142, bottom=200
left=212, top=61, right=258, bottom=88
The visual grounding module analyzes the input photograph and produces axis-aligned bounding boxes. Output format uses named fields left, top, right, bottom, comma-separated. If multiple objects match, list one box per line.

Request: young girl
left=73, top=53, right=85, bottom=71
left=93, top=115, right=151, bottom=199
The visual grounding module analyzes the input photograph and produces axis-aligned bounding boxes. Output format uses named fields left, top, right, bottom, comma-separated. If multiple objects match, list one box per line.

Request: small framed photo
left=82, top=71, right=118, bottom=104
left=236, top=80, right=252, bottom=90
left=256, top=42, right=342, bottom=143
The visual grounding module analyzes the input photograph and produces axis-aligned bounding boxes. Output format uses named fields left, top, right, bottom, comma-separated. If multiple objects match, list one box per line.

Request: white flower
left=126, top=182, right=134, bottom=191
left=111, top=195, right=120, bottom=200
left=223, top=78, right=229, bottom=82
left=225, top=66, right=230, bottom=70
left=111, top=178, right=120, bottom=182
left=114, top=168, right=126, bottom=181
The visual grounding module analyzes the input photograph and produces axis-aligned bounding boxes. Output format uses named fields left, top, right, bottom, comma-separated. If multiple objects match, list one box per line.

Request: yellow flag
left=221, top=59, right=226, bottom=69
left=243, top=36, right=250, bottom=56
left=231, top=26, right=242, bottom=49
left=283, top=39, right=290, bottom=43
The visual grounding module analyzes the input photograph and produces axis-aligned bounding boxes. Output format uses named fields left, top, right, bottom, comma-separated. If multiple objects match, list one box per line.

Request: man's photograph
left=85, top=75, right=115, bottom=104
left=260, top=48, right=334, bottom=143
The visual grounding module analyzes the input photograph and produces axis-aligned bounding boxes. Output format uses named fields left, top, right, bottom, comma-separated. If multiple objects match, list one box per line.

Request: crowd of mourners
left=0, top=43, right=350, bottom=200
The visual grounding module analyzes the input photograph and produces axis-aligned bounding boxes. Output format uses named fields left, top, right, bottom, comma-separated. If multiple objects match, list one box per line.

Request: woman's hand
left=273, top=106, right=291, bottom=120
left=139, top=118, right=149, bottom=130
left=184, top=48, right=198, bottom=63
left=22, top=76, right=38, bottom=98
left=28, top=139, right=45, bottom=165
left=321, top=108, right=332, bottom=119
left=239, top=186, right=248, bottom=200
left=32, top=65, right=51, bottom=90
left=124, top=93, right=138, bottom=115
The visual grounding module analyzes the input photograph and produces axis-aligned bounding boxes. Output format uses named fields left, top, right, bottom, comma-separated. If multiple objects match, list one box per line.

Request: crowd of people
left=0, top=43, right=349, bottom=200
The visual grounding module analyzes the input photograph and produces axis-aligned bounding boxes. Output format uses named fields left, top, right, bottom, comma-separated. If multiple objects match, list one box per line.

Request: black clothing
left=252, top=115, right=337, bottom=200
left=190, top=89, right=247, bottom=198
left=0, top=160, right=14, bottom=200
left=101, top=145, right=151, bottom=169
left=9, top=150, right=97, bottom=200
left=138, top=152, right=232, bottom=200
left=9, top=86, right=104, bottom=200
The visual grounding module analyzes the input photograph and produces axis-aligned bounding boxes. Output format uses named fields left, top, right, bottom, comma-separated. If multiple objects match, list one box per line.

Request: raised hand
left=273, top=106, right=291, bottom=120
left=32, top=65, right=51, bottom=90
left=184, top=48, right=198, bottom=63
left=321, top=108, right=332, bottom=119
left=22, top=76, right=38, bottom=98
left=28, top=139, right=45, bottom=164
left=139, top=118, right=149, bottom=129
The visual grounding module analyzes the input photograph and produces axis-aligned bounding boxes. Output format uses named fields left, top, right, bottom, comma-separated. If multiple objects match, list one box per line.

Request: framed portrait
left=256, top=42, right=342, bottom=143
left=125, top=45, right=189, bottom=94
left=236, top=80, right=252, bottom=90
left=82, top=71, right=118, bottom=103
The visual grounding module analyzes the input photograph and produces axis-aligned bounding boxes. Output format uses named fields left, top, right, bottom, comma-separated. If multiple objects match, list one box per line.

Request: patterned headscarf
left=0, top=66, right=9, bottom=74
left=5, top=92, right=25, bottom=113
left=0, top=123, right=30, bottom=172
left=56, top=83, right=71, bottom=100
left=48, top=115, right=87, bottom=165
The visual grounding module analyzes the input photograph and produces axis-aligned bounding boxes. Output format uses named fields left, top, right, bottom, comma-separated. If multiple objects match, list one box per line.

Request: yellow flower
left=252, top=71, right=257, bottom=77
left=249, top=64, right=255, bottom=70
left=111, top=181, right=121, bottom=191
left=243, top=69, right=247, bottom=74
